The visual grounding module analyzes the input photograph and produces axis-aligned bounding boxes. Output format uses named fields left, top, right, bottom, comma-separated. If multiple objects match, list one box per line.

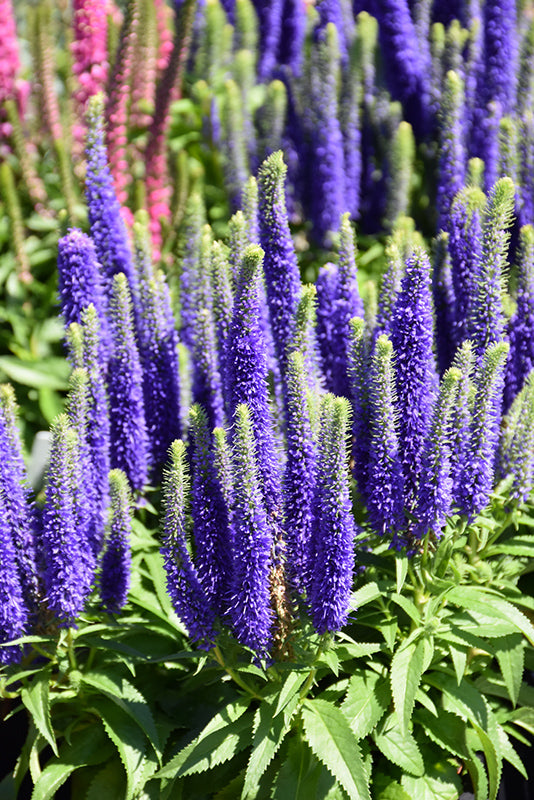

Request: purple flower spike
left=254, top=0, right=284, bottom=81
left=449, top=340, right=475, bottom=501
left=41, top=416, right=92, bottom=625
left=432, top=233, right=456, bottom=375
left=162, top=440, right=217, bottom=647
left=437, top=71, right=466, bottom=230
left=340, top=48, right=362, bottom=222
left=229, top=404, right=273, bottom=655
left=315, top=0, right=348, bottom=66
left=0, top=498, right=28, bottom=664
left=469, top=177, right=515, bottom=358
left=447, top=187, right=485, bottom=347
left=189, top=405, right=233, bottom=617
left=498, top=372, right=534, bottom=502
left=100, top=469, right=132, bottom=614
left=504, top=226, right=534, bottom=410
left=66, top=368, right=99, bottom=564
left=316, top=262, right=340, bottom=393
left=334, top=214, right=364, bottom=396
left=242, top=176, right=260, bottom=244
left=348, top=318, right=371, bottom=498
left=193, top=308, right=225, bottom=431
left=457, top=341, right=509, bottom=517
left=57, top=229, right=108, bottom=347
left=366, top=335, right=404, bottom=536
left=258, top=151, right=301, bottom=376
left=278, top=0, right=307, bottom=76
left=85, top=95, right=138, bottom=301
left=283, top=352, right=317, bottom=595
left=226, top=245, right=282, bottom=516
left=310, top=24, right=345, bottom=245
left=483, top=0, right=518, bottom=116
left=178, top=193, right=205, bottom=350
left=373, top=0, right=430, bottom=135
left=108, top=273, right=149, bottom=492
left=309, top=395, right=356, bottom=634
left=0, top=384, right=39, bottom=609
left=415, top=367, right=461, bottom=538
left=390, top=248, right=436, bottom=512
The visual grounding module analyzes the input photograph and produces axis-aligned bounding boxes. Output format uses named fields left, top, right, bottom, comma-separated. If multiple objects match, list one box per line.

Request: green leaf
left=415, top=709, right=467, bottom=758
left=85, top=761, right=125, bottom=800
left=0, top=357, right=69, bottom=390
left=272, top=738, right=336, bottom=800
left=467, top=726, right=502, bottom=800
left=448, top=644, right=467, bottom=685
left=506, top=706, right=534, bottom=736
left=429, top=673, right=488, bottom=728
left=91, top=697, right=146, bottom=800
left=242, top=697, right=296, bottom=799
left=81, top=673, right=161, bottom=761
left=350, top=582, right=381, bottom=610
left=21, top=671, right=58, bottom=757
left=302, top=698, right=370, bottom=800
left=497, top=724, right=528, bottom=779
left=373, top=714, right=424, bottom=777
left=273, top=672, right=308, bottom=717
left=495, top=634, right=525, bottom=706
left=390, top=637, right=425, bottom=735
left=30, top=724, right=113, bottom=800
left=390, top=594, right=421, bottom=624
left=465, top=741, right=489, bottom=800
left=373, top=777, right=412, bottom=800
left=400, top=773, right=460, bottom=800
left=342, top=672, right=390, bottom=739
left=155, top=698, right=252, bottom=779
left=446, top=587, right=534, bottom=645
left=395, top=553, right=409, bottom=593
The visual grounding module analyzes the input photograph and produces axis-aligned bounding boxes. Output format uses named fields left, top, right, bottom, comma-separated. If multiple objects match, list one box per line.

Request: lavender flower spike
left=348, top=317, right=370, bottom=498
left=0, top=498, right=28, bottom=664
left=450, top=340, right=475, bottom=501
left=469, top=177, right=515, bottom=357
left=483, top=0, right=518, bottom=116
left=41, top=416, right=91, bottom=625
left=162, top=440, right=217, bottom=647
left=227, top=245, right=282, bottom=516
left=390, top=247, right=436, bottom=512
left=108, top=273, right=149, bottom=492
left=458, top=341, right=509, bottom=518
left=189, top=405, right=232, bottom=617
left=230, top=404, right=273, bottom=654
left=415, top=367, right=461, bottom=538
left=309, top=395, right=356, bottom=634
left=85, top=94, right=138, bottom=300
left=283, top=352, right=317, bottom=595
left=437, top=70, right=466, bottom=231
left=504, top=225, right=534, bottom=410
left=0, top=384, right=39, bottom=609
left=57, top=229, right=107, bottom=343
left=100, top=469, right=132, bottom=614
left=366, top=335, right=404, bottom=537
left=333, top=213, right=364, bottom=397
left=258, top=151, right=301, bottom=376
left=498, top=372, right=534, bottom=502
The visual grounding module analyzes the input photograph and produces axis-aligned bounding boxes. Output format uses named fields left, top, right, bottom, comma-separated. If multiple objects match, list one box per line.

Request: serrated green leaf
left=373, top=777, right=412, bottom=800
left=302, top=698, right=370, bottom=800
left=91, top=697, right=146, bottom=800
left=400, top=773, right=460, bottom=800
left=448, top=644, right=467, bottom=684
left=465, top=740, right=489, bottom=800
left=342, top=672, right=390, bottom=739
left=21, top=671, right=58, bottom=757
left=469, top=725, right=502, bottom=800
left=85, top=761, right=125, bottom=800
left=390, top=594, right=421, bottom=624
left=415, top=709, right=467, bottom=759
left=390, top=637, right=425, bottom=735
left=446, top=587, right=534, bottom=645
left=273, top=672, right=308, bottom=717
left=373, top=714, right=424, bottom=777
left=395, top=554, right=409, bottom=593
left=497, top=724, right=528, bottom=779
left=506, top=706, right=534, bottom=735
left=30, top=724, right=112, bottom=800
left=81, top=673, right=161, bottom=761
left=495, top=634, right=524, bottom=706
left=334, top=642, right=382, bottom=662
left=242, top=698, right=296, bottom=799
left=155, top=698, right=252, bottom=779
left=429, top=673, right=488, bottom=728
left=271, top=738, right=335, bottom=800
left=350, top=582, right=381, bottom=610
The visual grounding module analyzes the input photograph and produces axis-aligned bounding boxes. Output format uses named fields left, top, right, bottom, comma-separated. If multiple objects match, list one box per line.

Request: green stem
left=66, top=628, right=77, bottom=672
left=212, top=645, right=262, bottom=700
